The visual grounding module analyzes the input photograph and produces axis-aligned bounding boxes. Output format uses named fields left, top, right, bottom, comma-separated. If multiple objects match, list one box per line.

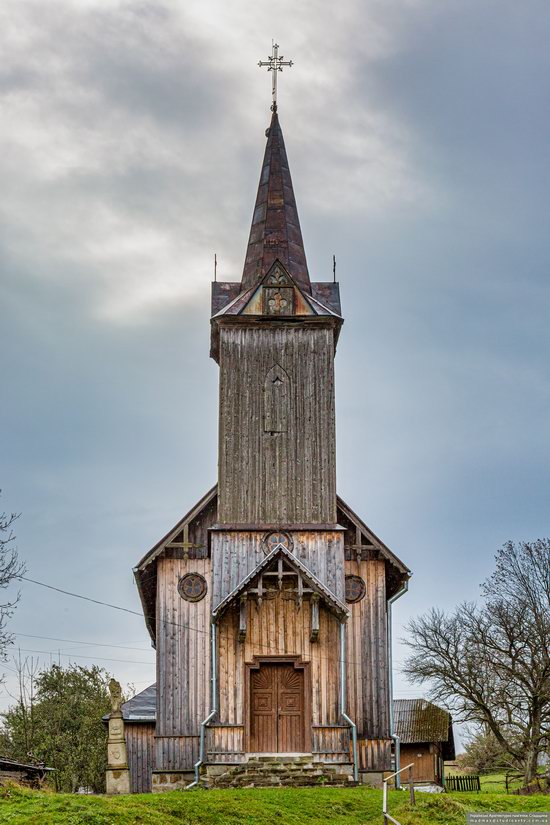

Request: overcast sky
left=1, top=0, right=549, bottom=747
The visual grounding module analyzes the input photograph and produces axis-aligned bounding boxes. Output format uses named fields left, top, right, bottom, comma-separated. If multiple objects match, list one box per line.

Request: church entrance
left=249, top=662, right=306, bottom=753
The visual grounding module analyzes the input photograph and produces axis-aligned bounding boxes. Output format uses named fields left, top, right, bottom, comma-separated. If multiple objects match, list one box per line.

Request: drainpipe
left=187, top=620, right=218, bottom=789
left=388, top=580, right=408, bottom=789
left=339, top=621, right=359, bottom=783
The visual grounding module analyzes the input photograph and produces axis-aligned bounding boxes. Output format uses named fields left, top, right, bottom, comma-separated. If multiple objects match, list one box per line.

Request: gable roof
left=134, top=485, right=217, bottom=572
left=212, top=543, right=349, bottom=621
left=209, top=261, right=343, bottom=362
left=337, top=494, right=410, bottom=578
left=212, top=261, right=342, bottom=320
left=393, top=699, right=455, bottom=759
left=241, top=110, right=310, bottom=293
left=134, top=484, right=217, bottom=644
left=133, top=485, right=410, bottom=644
left=211, top=279, right=342, bottom=319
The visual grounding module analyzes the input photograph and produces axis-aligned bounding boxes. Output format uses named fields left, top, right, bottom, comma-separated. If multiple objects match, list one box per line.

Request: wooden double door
left=249, top=662, right=306, bottom=753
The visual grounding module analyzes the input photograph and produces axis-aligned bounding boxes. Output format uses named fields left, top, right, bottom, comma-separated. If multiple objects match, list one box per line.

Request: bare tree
left=0, top=493, right=26, bottom=668
left=403, top=540, right=550, bottom=786
left=1, top=653, right=41, bottom=759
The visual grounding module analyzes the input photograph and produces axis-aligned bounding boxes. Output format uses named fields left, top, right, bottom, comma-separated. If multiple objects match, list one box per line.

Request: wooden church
left=116, top=92, right=410, bottom=792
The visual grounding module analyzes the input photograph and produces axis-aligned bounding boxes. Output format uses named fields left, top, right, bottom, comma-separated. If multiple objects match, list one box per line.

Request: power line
left=12, top=632, right=152, bottom=653
left=18, top=574, right=210, bottom=638
left=17, top=575, right=414, bottom=674
left=19, top=576, right=144, bottom=619
left=13, top=647, right=154, bottom=667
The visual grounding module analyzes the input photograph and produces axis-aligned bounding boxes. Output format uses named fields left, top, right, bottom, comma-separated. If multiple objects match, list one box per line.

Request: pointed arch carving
left=264, top=364, right=290, bottom=433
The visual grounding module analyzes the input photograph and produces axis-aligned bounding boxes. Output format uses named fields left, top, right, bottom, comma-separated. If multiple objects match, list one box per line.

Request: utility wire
left=17, top=575, right=413, bottom=674
left=19, top=576, right=143, bottom=618
left=12, top=632, right=152, bottom=653
left=12, top=647, right=154, bottom=667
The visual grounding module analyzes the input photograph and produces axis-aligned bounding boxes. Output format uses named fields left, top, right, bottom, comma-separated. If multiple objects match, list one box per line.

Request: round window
left=345, top=575, right=366, bottom=604
left=178, top=573, right=207, bottom=602
left=263, top=531, right=292, bottom=554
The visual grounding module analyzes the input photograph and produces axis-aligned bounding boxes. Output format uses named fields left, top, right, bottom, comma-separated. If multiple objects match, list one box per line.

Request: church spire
left=241, top=109, right=311, bottom=294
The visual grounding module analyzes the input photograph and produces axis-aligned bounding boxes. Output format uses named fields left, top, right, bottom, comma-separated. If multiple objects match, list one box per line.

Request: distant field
left=0, top=784, right=548, bottom=825
left=445, top=765, right=547, bottom=794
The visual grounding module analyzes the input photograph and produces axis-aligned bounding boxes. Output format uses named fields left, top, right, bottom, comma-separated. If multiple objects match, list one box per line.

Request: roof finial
left=258, top=40, right=293, bottom=111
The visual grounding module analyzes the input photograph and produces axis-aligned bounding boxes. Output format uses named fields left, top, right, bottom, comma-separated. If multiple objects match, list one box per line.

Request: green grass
left=0, top=785, right=548, bottom=825
left=446, top=767, right=547, bottom=794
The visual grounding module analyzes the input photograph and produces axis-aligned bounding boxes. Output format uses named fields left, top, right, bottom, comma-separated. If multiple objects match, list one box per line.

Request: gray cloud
left=1, top=0, right=549, bottom=738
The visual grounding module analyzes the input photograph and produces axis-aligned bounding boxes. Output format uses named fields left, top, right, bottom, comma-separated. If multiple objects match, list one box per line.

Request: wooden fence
left=446, top=774, right=481, bottom=792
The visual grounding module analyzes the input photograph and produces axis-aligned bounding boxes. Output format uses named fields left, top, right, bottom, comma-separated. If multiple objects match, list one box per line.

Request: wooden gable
left=213, top=260, right=342, bottom=320
left=133, top=485, right=217, bottom=644
left=134, top=485, right=409, bottom=644
left=212, top=543, right=348, bottom=621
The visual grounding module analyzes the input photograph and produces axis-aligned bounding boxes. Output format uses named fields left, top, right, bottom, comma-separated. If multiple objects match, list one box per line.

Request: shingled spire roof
left=241, top=109, right=311, bottom=293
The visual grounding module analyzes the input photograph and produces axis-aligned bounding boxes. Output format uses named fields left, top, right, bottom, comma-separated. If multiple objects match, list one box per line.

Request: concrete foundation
left=358, top=771, right=384, bottom=788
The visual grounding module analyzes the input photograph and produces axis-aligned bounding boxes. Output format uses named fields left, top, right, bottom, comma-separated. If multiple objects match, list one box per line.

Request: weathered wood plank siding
left=154, top=736, right=200, bottom=771
left=125, top=724, right=154, bottom=793
left=211, top=531, right=345, bottom=607
left=218, top=325, right=337, bottom=525
left=216, top=592, right=341, bottom=729
left=156, top=557, right=211, bottom=769
left=206, top=726, right=245, bottom=762
left=358, top=738, right=392, bottom=772
left=345, top=559, right=389, bottom=741
left=311, top=726, right=350, bottom=762
left=400, top=743, right=440, bottom=783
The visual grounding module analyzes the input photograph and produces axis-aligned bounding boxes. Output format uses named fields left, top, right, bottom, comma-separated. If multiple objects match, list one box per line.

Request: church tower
left=130, top=80, right=410, bottom=793
left=212, top=108, right=340, bottom=526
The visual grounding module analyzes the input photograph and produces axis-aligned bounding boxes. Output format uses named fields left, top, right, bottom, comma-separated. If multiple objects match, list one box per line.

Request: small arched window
left=264, top=364, right=289, bottom=433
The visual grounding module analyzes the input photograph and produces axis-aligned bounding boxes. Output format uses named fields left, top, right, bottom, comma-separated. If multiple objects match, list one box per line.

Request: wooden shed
left=393, top=699, right=455, bottom=785
left=0, top=757, right=53, bottom=788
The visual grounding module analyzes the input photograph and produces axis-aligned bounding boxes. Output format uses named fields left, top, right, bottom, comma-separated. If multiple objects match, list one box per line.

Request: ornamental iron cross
left=258, top=41, right=293, bottom=110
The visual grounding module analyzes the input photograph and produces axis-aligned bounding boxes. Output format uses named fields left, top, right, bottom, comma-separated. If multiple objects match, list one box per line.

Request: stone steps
left=202, top=756, right=356, bottom=789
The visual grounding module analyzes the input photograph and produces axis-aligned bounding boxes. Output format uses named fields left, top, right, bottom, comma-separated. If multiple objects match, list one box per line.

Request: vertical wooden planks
left=212, top=531, right=344, bottom=609
left=344, top=556, right=390, bottom=742
left=217, top=325, right=337, bottom=525
left=217, top=591, right=340, bottom=732
left=125, top=723, right=155, bottom=793
left=156, top=556, right=211, bottom=770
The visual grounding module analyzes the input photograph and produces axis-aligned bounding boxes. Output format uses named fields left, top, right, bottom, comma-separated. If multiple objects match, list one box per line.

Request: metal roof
left=103, top=683, right=156, bottom=723
left=241, top=111, right=310, bottom=293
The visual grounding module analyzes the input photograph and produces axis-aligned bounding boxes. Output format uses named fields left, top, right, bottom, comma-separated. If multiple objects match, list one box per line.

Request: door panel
left=250, top=665, right=277, bottom=752
left=250, top=663, right=305, bottom=753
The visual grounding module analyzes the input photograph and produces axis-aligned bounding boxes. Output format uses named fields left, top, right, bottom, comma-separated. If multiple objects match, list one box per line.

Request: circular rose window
left=178, top=573, right=207, bottom=602
left=345, top=575, right=366, bottom=604
left=263, top=531, right=292, bottom=554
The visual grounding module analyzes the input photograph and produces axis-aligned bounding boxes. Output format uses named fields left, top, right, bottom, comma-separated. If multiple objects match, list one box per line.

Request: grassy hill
left=0, top=785, right=548, bottom=825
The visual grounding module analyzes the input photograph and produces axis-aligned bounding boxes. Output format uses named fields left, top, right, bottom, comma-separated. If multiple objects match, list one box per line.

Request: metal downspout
left=339, top=621, right=359, bottom=783
left=187, top=620, right=218, bottom=789
left=388, top=580, right=408, bottom=789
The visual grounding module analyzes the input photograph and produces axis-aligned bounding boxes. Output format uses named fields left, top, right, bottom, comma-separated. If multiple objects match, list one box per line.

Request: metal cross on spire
left=258, top=41, right=293, bottom=111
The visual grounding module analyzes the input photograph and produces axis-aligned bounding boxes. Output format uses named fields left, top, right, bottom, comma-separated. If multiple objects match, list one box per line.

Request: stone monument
left=105, top=678, right=130, bottom=794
